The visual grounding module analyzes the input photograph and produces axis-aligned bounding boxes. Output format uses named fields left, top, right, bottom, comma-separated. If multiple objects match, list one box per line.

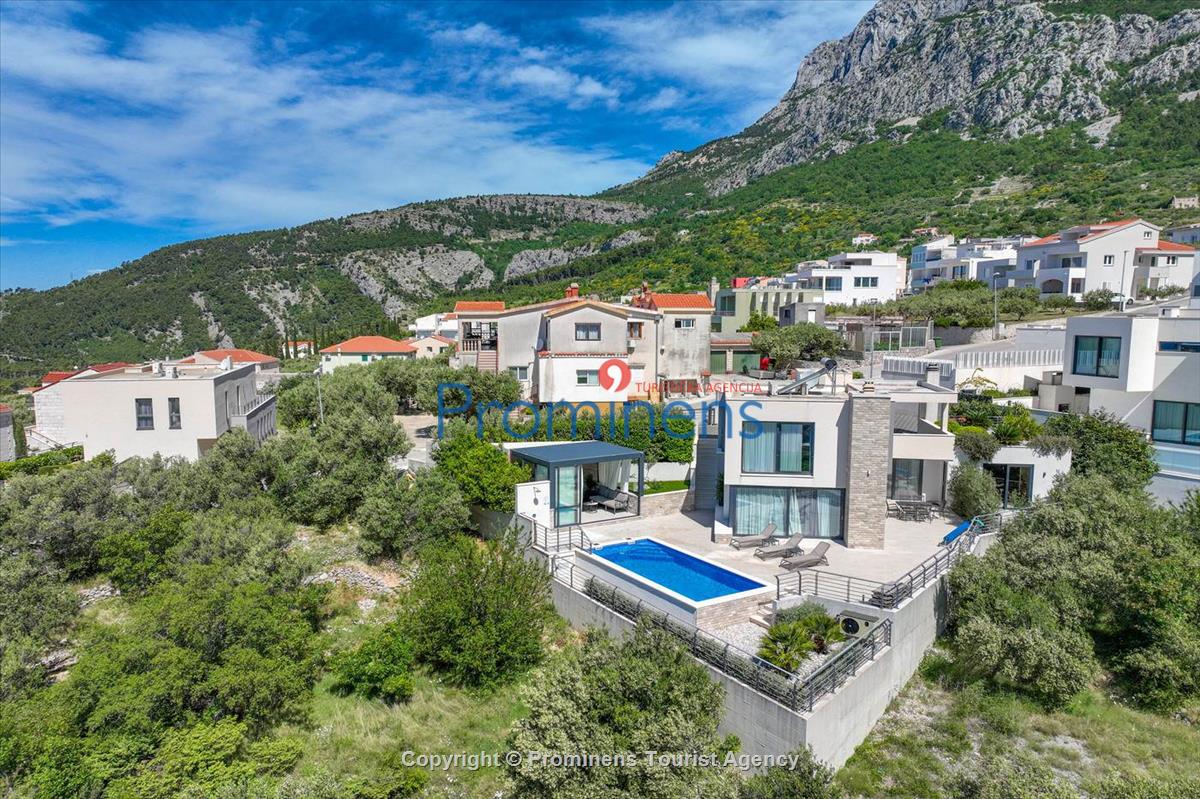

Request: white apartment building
left=320, top=335, right=417, bottom=373
left=34, top=361, right=275, bottom=462
left=452, top=286, right=709, bottom=403
left=1059, top=309, right=1199, bottom=445
left=852, top=232, right=878, bottom=246
left=714, top=365, right=958, bottom=548
left=789, top=252, right=905, bottom=305
left=178, top=347, right=282, bottom=389
left=908, top=235, right=1031, bottom=291
left=409, top=311, right=459, bottom=340
left=1166, top=223, right=1200, bottom=246
left=1017, top=219, right=1197, bottom=301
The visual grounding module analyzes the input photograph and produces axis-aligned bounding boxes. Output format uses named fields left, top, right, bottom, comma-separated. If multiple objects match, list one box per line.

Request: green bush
left=98, top=507, right=190, bottom=593
left=773, top=600, right=829, bottom=625
left=1083, top=287, right=1116, bottom=310
left=1042, top=411, right=1156, bottom=487
left=431, top=420, right=531, bottom=512
left=758, top=609, right=845, bottom=670
left=992, top=408, right=1040, bottom=445
left=403, top=533, right=551, bottom=687
left=356, top=468, right=470, bottom=559
left=0, top=446, right=83, bottom=480
left=1040, top=294, right=1078, bottom=310
left=739, top=746, right=839, bottom=799
left=951, top=754, right=1076, bottom=799
left=753, top=323, right=844, bottom=368
left=948, top=463, right=1002, bottom=519
left=330, top=623, right=415, bottom=704
left=955, top=427, right=1001, bottom=462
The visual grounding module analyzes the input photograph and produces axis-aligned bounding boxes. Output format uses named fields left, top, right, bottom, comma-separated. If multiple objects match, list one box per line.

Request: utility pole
left=1119, top=250, right=1129, bottom=310
left=992, top=273, right=1000, bottom=338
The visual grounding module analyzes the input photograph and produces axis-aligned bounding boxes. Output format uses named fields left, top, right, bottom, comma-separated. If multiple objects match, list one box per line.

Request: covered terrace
left=509, top=440, right=645, bottom=527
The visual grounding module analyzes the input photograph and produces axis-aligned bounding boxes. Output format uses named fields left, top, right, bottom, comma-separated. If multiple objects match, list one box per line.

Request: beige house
left=409, top=334, right=454, bottom=359
left=320, top=335, right=417, bottom=373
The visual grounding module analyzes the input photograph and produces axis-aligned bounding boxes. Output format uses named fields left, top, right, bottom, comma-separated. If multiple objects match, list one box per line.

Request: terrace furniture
left=754, top=533, right=805, bottom=560
left=780, top=542, right=831, bottom=571
left=940, top=519, right=973, bottom=547
left=729, top=523, right=777, bottom=550
left=868, top=580, right=914, bottom=608
left=895, top=500, right=933, bottom=522
left=886, top=499, right=902, bottom=518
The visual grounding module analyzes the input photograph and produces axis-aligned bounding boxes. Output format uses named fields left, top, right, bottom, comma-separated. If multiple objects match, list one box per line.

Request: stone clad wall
left=844, top=395, right=891, bottom=548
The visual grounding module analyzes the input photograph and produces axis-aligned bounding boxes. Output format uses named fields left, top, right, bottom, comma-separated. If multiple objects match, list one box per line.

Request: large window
left=1152, top=400, right=1200, bottom=446
left=984, top=463, right=1032, bottom=508
left=824, top=277, right=843, bottom=292
left=733, top=487, right=843, bottom=539
left=510, top=366, right=529, bottom=381
left=576, top=370, right=599, bottom=386
left=168, top=397, right=182, bottom=430
left=853, top=276, right=879, bottom=288
left=741, top=422, right=813, bottom=474
left=627, top=321, right=644, bottom=339
left=889, top=458, right=923, bottom=500
left=575, top=323, right=601, bottom=341
left=135, top=398, right=154, bottom=430
left=1072, top=335, right=1121, bottom=377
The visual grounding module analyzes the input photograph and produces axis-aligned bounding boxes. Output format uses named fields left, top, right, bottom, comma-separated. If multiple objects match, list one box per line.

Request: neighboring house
left=790, top=252, right=905, bottom=305
left=908, top=235, right=1032, bottom=292
left=285, top=339, right=314, bottom=355
left=178, top=348, right=282, bottom=389
left=1057, top=309, right=1199, bottom=442
left=1170, top=195, right=1199, bottom=210
left=852, top=232, right=878, bottom=246
left=409, top=311, right=460, bottom=339
left=29, top=362, right=132, bottom=451
left=37, top=361, right=275, bottom=461
left=1017, top=218, right=1197, bottom=301
left=912, top=226, right=940, bottom=237
left=707, top=275, right=824, bottom=334
left=714, top=366, right=960, bottom=548
left=320, top=335, right=417, bottom=373
left=0, top=404, right=15, bottom=462
left=1166, top=222, right=1200, bottom=246
left=409, top=334, right=454, bottom=359
left=453, top=285, right=706, bottom=402
left=630, top=290, right=714, bottom=386
left=957, top=445, right=1071, bottom=508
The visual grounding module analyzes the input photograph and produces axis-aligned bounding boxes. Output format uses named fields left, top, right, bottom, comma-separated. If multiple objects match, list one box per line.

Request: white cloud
left=640, top=86, right=686, bottom=112
left=0, top=15, right=649, bottom=232
left=430, top=21, right=518, bottom=49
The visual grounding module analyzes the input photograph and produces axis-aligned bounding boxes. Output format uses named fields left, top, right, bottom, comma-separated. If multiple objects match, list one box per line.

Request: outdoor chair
left=780, top=541, right=831, bottom=571
left=754, top=533, right=805, bottom=560
left=729, top=523, right=777, bottom=549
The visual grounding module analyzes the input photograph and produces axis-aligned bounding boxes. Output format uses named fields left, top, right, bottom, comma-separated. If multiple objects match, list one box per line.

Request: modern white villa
left=1015, top=218, right=1197, bottom=301
left=787, top=252, right=905, bottom=305
left=30, top=360, right=275, bottom=461
left=908, top=235, right=1032, bottom=292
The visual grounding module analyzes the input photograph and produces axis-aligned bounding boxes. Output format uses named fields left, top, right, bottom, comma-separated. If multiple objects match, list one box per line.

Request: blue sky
left=0, top=0, right=871, bottom=290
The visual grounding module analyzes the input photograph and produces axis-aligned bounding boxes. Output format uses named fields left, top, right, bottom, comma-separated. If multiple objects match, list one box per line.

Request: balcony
left=231, top=393, right=276, bottom=443
left=892, top=418, right=956, bottom=461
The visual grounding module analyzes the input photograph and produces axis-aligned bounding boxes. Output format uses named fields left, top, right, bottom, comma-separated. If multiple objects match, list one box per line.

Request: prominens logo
left=598, top=358, right=631, bottom=393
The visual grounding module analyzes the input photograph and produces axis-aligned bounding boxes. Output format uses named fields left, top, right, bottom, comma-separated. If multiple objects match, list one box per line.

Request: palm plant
left=757, top=622, right=815, bottom=672
left=792, top=613, right=847, bottom=654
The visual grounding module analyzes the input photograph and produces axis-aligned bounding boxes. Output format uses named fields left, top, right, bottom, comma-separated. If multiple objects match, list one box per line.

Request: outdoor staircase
left=691, top=435, right=720, bottom=510
left=476, top=350, right=499, bottom=373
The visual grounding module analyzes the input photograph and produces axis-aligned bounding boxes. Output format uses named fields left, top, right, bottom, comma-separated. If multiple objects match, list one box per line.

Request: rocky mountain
left=2, top=0, right=1197, bottom=375
left=630, top=0, right=1200, bottom=195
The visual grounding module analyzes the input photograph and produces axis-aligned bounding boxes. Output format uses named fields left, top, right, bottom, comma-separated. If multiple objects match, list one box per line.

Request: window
left=732, top=487, right=843, bottom=539
left=674, top=318, right=695, bottom=329
left=360, top=354, right=369, bottom=362
left=1072, top=335, right=1121, bottom=377
left=984, top=463, right=1033, bottom=508
left=1103, top=254, right=1114, bottom=265
left=824, top=277, right=843, bottom=291
left=627, top=321, right=644, bottom=339
left=1061, top=256, right=1082, bottom=268
left=576, top=370, right=599, bottom=386
left=1159, top=341, right=1200, bottom=353
left=854, top=276, right=879, bottom=288
left=1070, top=278, right=1084, bottom=293
left=168, top=397, right=181, bottom=429
left=575, top=323, right=601, bottom=341
left=510, top=366, right=528, bottom=381
left=889, top=459, right=924, bottom=500
left=135, top=398, right=154, bottom=430
left=1166, top=256, right=1178, bottom=266
left=1143, top=230, right=1153, bottom=239
left=741, top=422, right=814, bottom=474
left=1024, top=259, right=1035, bottom=270
left=1151, top=400, right=1200, bottom=446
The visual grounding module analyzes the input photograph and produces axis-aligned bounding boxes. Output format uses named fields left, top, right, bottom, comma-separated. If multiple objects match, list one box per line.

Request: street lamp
left=992, top=272, right=1001, bottom=338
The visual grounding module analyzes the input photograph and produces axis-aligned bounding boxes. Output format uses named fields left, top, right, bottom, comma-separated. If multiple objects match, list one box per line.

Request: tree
left=356, top=468, right=470, bottom=558
left=739, top=746, right=840, bottom=799
left=955, top=427, right=1001, bottom=462
left=752, top=323, right=844, bottom=369
left=739, top=311, right=779, bottom=332
left=98, top=507, right=191, bottom=593
left=947, top=463, right=1002, bottom=519
left=1042, top=411, right=1156, bottom=487
left=507, top=622, right=740, bottom=799
left=403, top=533, right=551, bottom=687
left=329, top=622, right=415, bottom=704
left=431, top=420, right=531, bottom=512
left=991, top=406, right=1040, bottom=445
left=1083, top=287, right=1116, bottom=310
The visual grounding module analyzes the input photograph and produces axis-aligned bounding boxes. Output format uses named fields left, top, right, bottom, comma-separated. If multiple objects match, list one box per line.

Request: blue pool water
left=592, top=539, right=766, bottom=602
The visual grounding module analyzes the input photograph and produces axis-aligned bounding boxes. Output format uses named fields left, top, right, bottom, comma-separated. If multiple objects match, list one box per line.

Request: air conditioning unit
left=836, top=610, right=879, bottom=638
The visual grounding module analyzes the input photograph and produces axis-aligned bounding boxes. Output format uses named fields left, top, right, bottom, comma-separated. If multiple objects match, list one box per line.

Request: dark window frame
left=1071, top=335, right=1121, bottom=377
left=168, top=397, right=182, bottom=430
left=740, top=421, right=814, bottom=476
left=135, top=398, right=154, bottom=431
left=1151, top=400, right=1200, bottom=446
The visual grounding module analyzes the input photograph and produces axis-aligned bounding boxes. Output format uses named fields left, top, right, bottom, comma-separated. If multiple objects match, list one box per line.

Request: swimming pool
left=592, top=538, right=766, bottom=601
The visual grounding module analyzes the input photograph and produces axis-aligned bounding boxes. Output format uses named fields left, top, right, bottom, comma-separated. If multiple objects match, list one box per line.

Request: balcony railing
left=233, top=393, right=274, bottom=417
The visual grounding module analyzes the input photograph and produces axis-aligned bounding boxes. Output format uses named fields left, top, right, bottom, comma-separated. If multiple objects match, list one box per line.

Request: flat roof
left=509, top=440, right=644, bottom=467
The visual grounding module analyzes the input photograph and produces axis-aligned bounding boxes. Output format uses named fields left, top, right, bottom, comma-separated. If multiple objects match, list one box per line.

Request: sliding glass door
left=889, top=458, right=924, bottom=500
left=732, top=487, right=843, bottom=539
left=984, top=463, right=1032, bottom=508
left=554, top=465, right=580, bottom=526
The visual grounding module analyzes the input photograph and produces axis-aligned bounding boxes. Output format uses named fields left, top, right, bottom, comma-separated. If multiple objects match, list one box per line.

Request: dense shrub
left=1082, top=287, right=1116, bottom=310
left=1040, top=294, right=1078, bottom=310
left=739, top=746, right=840, bottom=799
left=1042, top=410, right=1156, bottom=487
left=403, top=533, right=551, bottom=687
left=98, top=507, right=190, bottom=593
left=0, top=446, right=83, bottom=479
left=991, top=407, right=1041, bottom=445
left=951, top=754, right=1075, bottom=799
left=507, top=623, right=740, bottom=799
left=357, top=468, right=471, bottom=558
left=948, top=463, right=1002, bottom=519
left=330, top=623, right=415, bottom=704
left=758, top=608, right=845, bottom=670
left=431, top=420, right=531, bottom=512
left=753, top=322, right=844, bottom=368
left=0, top=553, right=77, bottom=701
left=955, top=427, right=1001, bottom=462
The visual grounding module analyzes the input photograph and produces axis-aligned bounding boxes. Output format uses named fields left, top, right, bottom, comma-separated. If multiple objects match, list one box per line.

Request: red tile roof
left=430, top=334, right=455, bottom=345
left=1138, top=240, right=1195, bottom=252
left=41, top=370, right=78, bottom=385
left=648, top=292, right=714, bottom=310
left=39, top=362, right=131, bottom=387
left=179, top=348, right=278, bottom=364
left=0, top=403, right=11, bottom=413
left=320, top=335, right=416, bottom=354
left=453, top=301, right=506, bottom=312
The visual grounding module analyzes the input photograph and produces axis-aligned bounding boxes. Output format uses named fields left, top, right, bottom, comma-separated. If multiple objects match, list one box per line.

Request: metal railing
left=524, top=517, right=593, bottom=553
left=556, top=560, right=892, bottom=713
left=233, top=393, right=274, bottom=417
left=775, top=570, right=889, bottom=605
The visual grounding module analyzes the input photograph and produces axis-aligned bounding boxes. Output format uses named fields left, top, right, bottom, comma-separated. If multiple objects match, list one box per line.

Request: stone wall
left=695, top=589, right=774, bottom=629
left=844, top=396, right=891, bottom=548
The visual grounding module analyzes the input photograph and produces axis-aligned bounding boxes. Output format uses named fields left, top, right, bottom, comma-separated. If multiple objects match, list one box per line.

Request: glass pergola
left=509, top=441, right=646, bottom=527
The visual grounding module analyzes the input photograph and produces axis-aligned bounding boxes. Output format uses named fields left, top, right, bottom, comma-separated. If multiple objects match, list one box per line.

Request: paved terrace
left=581, top=510, right=959, bottom=587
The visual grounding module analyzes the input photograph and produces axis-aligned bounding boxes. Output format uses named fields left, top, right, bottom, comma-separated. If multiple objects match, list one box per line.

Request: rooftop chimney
left=220, top=355, right=233, bottom=370
left=925, top=363, right=941, bottom=385
left=565, top=283, right=580, bottom=299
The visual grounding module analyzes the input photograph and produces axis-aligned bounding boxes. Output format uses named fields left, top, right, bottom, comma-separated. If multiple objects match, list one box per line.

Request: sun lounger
left=729, top=523, right=777, bottom=549
left=754, top=533, right=805, bottom=560
left=780, top=541, right=831, bottom=570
